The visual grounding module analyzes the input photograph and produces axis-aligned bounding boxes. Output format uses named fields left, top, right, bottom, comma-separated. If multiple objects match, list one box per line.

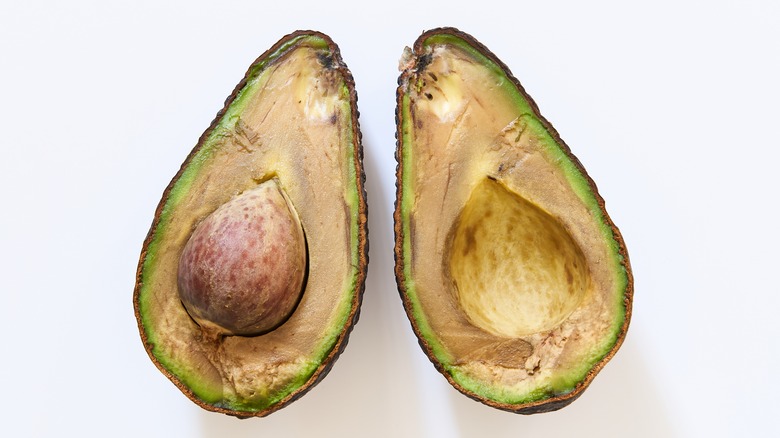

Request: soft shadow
left=447, top=338, right=677, bottom=437
left=197, top=136, right=427, bottom=437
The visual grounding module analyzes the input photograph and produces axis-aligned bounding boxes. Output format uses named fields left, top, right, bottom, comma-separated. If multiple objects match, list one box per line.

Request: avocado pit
left=177, top=178, right=307, bottom=336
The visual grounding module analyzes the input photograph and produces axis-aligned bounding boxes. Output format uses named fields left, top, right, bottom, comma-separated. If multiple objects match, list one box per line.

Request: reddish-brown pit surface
left=177, top=179, right=307, bottom=336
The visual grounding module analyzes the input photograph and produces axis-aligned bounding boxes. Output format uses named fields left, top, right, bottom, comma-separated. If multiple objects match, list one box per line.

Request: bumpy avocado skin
left=134, top=31, right=367, bottom=418
left=394, top=28, right=632, bottom=414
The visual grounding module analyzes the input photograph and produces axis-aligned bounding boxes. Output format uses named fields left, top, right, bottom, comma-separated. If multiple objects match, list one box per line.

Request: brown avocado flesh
left=134, top=31, right=367, bottom=417
left=395, top=28, right=632, bottom=412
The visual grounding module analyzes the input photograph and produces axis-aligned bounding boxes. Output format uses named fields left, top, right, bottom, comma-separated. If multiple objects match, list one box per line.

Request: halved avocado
left=394, top=28, right=632, bottom=413
left=134, top=31, right=367, bottom=417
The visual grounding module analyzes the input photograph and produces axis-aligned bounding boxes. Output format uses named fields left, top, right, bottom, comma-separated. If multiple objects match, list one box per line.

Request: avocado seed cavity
left=177, top=179, right=307, bottom=336
left=449, top=178, right=590, bottom=338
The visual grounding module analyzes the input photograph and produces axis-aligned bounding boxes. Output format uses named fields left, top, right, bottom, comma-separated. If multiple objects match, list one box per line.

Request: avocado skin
left=134, top=30, right=368, bottom=418
left=393, top=27, right=633, bottom=414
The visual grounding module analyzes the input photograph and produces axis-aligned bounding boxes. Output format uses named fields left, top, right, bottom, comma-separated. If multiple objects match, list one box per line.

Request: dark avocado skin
left=393, top=27, right=633, bottom=414
left=134, top=30, right=368, bottom=418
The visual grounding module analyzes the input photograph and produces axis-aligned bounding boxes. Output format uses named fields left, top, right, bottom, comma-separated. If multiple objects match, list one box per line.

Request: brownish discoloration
left=462, top=225, right=476, bottom=256
left=393, top=27, right=633, bottom=415
left=455, top=338, right=533, bottom=369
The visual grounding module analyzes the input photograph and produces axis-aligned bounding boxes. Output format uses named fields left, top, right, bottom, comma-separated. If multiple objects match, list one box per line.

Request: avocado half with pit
left=394, top=28, right=632, bottom=413
left=134, top=31, right=367, bottom=417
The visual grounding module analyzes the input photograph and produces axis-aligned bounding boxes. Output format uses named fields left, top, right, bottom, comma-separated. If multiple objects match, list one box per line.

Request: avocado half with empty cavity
left=134, top=31, right=367, bottom=417
left=394, top=28, right=632, bottom=413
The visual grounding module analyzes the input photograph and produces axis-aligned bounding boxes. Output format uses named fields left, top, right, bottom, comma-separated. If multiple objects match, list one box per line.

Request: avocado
left=134, top=31, right=367, bottom=417
left=394, top=28, right=632, bottom=413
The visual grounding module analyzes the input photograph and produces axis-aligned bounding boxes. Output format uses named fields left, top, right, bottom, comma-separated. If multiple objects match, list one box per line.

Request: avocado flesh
left=396, top=29, right=631, bottom=411
left=135, top=32, right=366, bottom=416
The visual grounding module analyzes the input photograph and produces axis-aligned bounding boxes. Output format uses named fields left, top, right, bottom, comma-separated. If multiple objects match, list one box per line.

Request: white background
left=1, top=1, right=778, bottom=437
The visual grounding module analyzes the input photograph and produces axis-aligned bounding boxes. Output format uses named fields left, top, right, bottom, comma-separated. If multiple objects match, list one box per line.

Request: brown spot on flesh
left=462, top=225, right=477, bottom=256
